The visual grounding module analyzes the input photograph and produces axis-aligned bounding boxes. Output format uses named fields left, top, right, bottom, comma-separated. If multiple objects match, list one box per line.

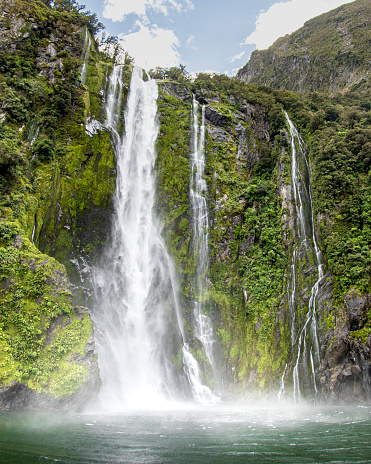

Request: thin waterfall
left=80, top=29, right=91, bottom=84
left=190, top=96, right=218, bottom=384
left=25, top=117, right=39, bottom=178
left=285, top=111, right=324, bottom=401
left=93, top=66, right=213, bottom=410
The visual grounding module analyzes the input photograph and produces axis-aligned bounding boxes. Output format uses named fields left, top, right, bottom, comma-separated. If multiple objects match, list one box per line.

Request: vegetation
left=0, top=0, right=129, bottom=401
left=237, top=0, right=371, bottom=94
left=0, top=219, right=92, bottom=396
left=154, top=66, right=371, bottom=390
left=0, top=0, right=370, bottom=402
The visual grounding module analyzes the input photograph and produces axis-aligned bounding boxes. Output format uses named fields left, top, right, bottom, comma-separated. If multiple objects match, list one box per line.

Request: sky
left=80, top=0, right=355, bottom=75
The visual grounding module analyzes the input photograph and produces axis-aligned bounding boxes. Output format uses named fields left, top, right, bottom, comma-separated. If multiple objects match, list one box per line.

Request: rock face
left=158, top=81, right=291, bottom=393
left=317, top=289, right=371, bottom=402
left=0, top=0, right=106, bottom=411
left=0, top=222, right=101, bottom=411
left=159, top=77, right=371, bottom=401
left=237, top=0, right=371, bottom=93
left=0, top=332, right=100, bottom=411
left=0, top=0, right=83, bottom=83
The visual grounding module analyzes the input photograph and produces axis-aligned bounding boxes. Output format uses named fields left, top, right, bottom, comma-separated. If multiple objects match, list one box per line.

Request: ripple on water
left=0, top=403, right=371, bottom=464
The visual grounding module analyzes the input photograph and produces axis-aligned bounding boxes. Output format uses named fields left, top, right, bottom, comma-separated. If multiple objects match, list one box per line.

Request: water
left=284, top=112, right=324, bottom=400
left=93, top=67, right=210, bottom=410
left=80, top=29, right=91, bottom=84
left=25, top=117, right=40, bottom=178
left=189, top=96, right=218, bottom=388
left=1, top=404, right=370, bottom=463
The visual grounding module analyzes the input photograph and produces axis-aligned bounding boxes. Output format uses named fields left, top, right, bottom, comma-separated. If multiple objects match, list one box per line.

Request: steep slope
left=237, top=0, right=371, bottom=93
left=154, top=72, right=371, bottom=401
left=0, top=0, right=118, bottom=409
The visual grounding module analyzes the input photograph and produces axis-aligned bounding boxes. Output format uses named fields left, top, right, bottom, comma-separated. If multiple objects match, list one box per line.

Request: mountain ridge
left=237, top=0, right=371, bottom=94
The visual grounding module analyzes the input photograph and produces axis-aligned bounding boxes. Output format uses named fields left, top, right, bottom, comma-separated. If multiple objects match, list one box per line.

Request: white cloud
left=103, top=0, right=193, bottom=22
left=244, top=0, right=354, bottom=50
left=103, top=0, right=146, bottom=21
left=118, top=22, right=180, bottom=70
left=230, top=51, right=246, bottom=63
left=186, top=35, right=197, bottom=49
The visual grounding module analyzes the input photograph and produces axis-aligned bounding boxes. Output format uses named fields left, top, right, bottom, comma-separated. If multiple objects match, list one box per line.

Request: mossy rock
left=0, top=219, right=99, bottom=409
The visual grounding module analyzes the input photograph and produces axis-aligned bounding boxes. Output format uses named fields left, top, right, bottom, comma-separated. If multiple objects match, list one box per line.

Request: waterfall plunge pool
left=0, top=402, right=370, bottom=463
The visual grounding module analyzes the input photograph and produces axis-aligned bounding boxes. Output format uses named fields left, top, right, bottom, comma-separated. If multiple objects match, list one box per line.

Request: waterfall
left=285, top=112, right=324, bottom=401
left=80, top=29, right=91, bottom=84
left=27, top=117, right=39, bottom=146
left=25, top=117, right=39, bottom=178
left=190, top=96, right=218, bottom=386
left=93, top=66, right=213, bottom=410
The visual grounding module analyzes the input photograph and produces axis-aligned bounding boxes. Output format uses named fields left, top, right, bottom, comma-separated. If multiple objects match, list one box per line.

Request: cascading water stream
left=190, top=96, right=218, bottom=386
left=80, top=29, right=91, bottom=84
left=284, top=112, right=324, bottom=401
left=93, top=66, right=213, bottom=410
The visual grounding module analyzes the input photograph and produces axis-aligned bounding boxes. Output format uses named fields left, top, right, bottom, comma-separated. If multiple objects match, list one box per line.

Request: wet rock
left=0, top=327, right=100, bottom=412
left=160, top=82, right=191, bottom=102
left=205, top=107, right=229, bottom=128
left=325, top=327, right=349, bottom=366
left=344, top=288, right=369, bottom=331
left=317, top=290, right=371, bottom=402
left=195, top=95, right=208, bottom=105
left=318, top=362, right=365, bottom=403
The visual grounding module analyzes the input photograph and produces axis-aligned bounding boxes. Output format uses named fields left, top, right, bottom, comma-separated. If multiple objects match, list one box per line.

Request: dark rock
left=344, top=289, right=369, bottom=331
left=205, top=107, right=229, bottom=128
left=317, top=290, right=371, bottom=402
left=160, top=82, right=191, bottom=102
left=196, top=95, right=208, bottom=105
left=317, top=362, right=365, bottom=403
left=325, top=327, right=349, bottom=366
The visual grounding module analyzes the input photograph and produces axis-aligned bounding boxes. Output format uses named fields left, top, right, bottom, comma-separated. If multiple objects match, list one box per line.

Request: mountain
left=0, top=0, right=370, bottom=409
left=237, top=0, right=371, bottom=93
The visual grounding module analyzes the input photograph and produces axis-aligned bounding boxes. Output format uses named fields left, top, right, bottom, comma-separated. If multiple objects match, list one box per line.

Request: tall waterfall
left=285, top=112, right=324, bottom=401
left=93, top=67, right=213, bottom=410
left=80, top=29, right=91, bottom=84
left=190, top=96, right=218, bottom=385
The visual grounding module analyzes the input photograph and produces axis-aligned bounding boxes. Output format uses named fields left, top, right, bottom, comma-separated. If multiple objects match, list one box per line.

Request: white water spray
left=285, top=112, right=324, bottom=401
left=190, top=96, right=218, bottom=381
left=80, top=29, right=91, bottom=84
left=93, top=67, right=213, bottom=410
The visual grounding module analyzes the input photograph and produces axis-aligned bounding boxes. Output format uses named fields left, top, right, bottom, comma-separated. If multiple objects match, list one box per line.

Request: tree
left=81, top=11, right=105, bottom=35
left=53, top=0, right=81, bottom=11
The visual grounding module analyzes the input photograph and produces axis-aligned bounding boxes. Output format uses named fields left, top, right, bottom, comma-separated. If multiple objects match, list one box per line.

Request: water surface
left=0, top=402, right=370, bottom=463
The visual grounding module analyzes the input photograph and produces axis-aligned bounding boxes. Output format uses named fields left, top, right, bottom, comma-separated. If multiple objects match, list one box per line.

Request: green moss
left=28, top=313, right=92, bottom=396
left=155, top=89, right=193, bottom=281
left=0, top=220, right=92, bottom=396
left=351, top=327, right=371, bottom=344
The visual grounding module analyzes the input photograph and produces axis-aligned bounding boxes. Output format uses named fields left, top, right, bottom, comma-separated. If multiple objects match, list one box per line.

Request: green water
left=0, top=402, right=370, bottom=463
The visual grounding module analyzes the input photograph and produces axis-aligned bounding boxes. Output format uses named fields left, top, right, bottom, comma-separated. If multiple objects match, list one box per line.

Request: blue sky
left=81, top=0, right=354, bottom=75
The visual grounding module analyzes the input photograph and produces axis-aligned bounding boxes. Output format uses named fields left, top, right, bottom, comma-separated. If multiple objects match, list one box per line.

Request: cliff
left=0, top=0, right=114, bottom=409
left=0, top=0, right=370, bottom=408
left=154, top=73, right=371, bottom=400
left=237, top=0, right=371, bottom=94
